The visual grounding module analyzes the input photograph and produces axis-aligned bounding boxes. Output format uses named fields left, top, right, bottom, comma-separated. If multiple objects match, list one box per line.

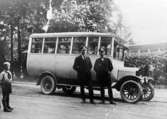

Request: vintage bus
left=27, top=32, right=154, bottom=103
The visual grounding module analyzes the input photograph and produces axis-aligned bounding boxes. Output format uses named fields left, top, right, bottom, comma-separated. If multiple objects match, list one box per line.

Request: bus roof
left=30, top=32, right=116, bottom=38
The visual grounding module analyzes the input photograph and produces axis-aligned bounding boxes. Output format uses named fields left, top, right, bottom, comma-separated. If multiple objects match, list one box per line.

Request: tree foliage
left=48, top=0, right=120, bottom=32
left=0, top=0, right=130, bottom=59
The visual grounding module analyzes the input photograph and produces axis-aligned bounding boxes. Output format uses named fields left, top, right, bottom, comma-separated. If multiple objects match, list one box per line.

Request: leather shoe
left=110, top=101, right=116, bottom=105
left=102, top=100, right=105, bottom=104
left=4, top=108, right=12, bottom=112
left=81, top=99, right=86, bottom=103
left=99, top=101, right=105, bottom=104
left=8, top=106, right=14, bottom=111
left=90, top=100, right=95, bottom=104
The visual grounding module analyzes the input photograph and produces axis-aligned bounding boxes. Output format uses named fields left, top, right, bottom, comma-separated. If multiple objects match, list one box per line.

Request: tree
left=0, top=0, right=130, bottom=58
left=0, top=0, right=48, bottom=55
left=47, top=0, right=127, bottom=33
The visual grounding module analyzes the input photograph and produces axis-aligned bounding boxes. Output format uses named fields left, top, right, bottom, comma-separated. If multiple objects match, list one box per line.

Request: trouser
left=80, top=81, right=94, bottom=102
left=2, top=92, right=10, bottom=110
left=100, top=85, right=113, bottom=102
left=0, top=94, right=1, bottom=109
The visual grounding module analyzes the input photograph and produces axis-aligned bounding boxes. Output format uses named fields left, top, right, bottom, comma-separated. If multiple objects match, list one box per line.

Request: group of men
left=73, top=46, right=116, bottom=104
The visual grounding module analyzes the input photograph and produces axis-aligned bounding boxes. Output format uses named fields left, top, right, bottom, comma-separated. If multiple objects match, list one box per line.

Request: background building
left=129, top=42, right=167, bottom=57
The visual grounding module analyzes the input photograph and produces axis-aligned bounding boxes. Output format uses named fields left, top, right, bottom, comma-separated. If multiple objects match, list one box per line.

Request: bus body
left=27, top=32, right=131, bottom=83
left=27, top=32, right=147, bottom=103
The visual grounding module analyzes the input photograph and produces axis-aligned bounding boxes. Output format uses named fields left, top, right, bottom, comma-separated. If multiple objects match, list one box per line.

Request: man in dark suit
left=73, top=46, right=94, bottom=103
left=94, top=48, right=115, bottom=104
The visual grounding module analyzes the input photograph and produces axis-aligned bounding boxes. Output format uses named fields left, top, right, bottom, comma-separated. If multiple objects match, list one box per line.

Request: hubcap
left=43, top=78, right=52, bottom=91
left=123, top=83, right=139, bottom=100
left=143, top=86, right=151, bottom=98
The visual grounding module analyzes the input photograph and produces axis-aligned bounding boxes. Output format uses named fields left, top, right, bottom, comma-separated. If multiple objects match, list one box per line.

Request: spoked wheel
left=63, top=86, right=76, bottom=94
left=40, top=75, right=56, bottom=95
left=142, top=83, right=154, bottom=101
left=120, top=80, right=143, bottom=103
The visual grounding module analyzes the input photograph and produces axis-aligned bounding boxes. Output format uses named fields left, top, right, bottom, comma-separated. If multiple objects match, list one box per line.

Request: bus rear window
left=31, top=38, right=43, bottom=53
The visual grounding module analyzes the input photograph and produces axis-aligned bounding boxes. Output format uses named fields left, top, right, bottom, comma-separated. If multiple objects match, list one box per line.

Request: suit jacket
left=73, top=55, right=92, bottom=82
left=94, top=57, right=113, bottom=86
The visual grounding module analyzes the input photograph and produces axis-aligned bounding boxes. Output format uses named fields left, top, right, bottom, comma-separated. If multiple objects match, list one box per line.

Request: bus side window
left=101, top=37, right=112, bottom=55
left=72, top=37, right=86, bottom=54
left=118, top=47, right=123, bottom=60
left=114, top=41, right=125, bottom=60
left=123, top=49, right=128, bottom=60
left=87, top=37, right=98, bottom=55
left=43, top=38, right=56, bottom=54
left=31, top=38, right=43, bottom=53
left=57, top=37, right=71, bottom=54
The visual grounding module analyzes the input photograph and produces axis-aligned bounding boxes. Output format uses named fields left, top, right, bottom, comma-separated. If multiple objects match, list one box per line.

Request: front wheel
left=142, top=83, right=154, bottom=101
left=40, top=75, right=56, bottom=95
left=120, top=80, right=143, bottom=103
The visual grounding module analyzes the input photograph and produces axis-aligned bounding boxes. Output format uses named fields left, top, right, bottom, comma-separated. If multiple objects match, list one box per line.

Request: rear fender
left=37, top=71, right=56, bottom=85
left=112, top=75, right=141, bottom=91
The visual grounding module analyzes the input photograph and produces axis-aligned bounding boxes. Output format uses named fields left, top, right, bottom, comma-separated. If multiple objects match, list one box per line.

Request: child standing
left=0, top=62, right=13, bottom=112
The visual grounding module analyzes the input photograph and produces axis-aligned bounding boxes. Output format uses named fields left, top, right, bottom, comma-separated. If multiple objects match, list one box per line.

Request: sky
left=114, top=0, right=167, bottom=45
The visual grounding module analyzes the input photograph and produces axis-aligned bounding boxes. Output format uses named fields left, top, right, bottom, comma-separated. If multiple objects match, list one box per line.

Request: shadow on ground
left=37, top=90, right=125, bottom=103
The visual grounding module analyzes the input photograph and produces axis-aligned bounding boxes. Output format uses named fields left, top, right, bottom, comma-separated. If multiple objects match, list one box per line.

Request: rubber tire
left=63, top=86, right=76, bottom=94
left=142, top=83, right=154, bottom=101
left=120, top=80, right=143, bottom=104
left=40, top=75, right=56, bottom=95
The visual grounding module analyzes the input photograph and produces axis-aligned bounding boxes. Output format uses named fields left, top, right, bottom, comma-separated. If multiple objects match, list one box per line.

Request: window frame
left=100, top=36, right=113, bottom=56
left=71, top=36, right=87, bottom=54
left=30, top=37, right=44, bottom=54
left=28, top=34, right=125, bottom=59
left=113, top=40, right=128, bottom=61
left=43, top=37, right=57, bottom=54
left=87, top=36, right=100, bottom=55
left=113, top=40, right=120, bottom=60
left=56, top=37, right=72, bottom=55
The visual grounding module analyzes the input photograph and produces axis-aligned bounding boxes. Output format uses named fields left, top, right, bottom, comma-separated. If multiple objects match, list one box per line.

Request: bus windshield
left=113, top=40, right=128, bottom=61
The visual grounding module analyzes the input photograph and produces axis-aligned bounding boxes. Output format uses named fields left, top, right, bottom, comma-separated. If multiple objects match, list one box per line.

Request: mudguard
left=37, top=71, right=56, bottom=85
left=112, top=75, right=141, bottom=91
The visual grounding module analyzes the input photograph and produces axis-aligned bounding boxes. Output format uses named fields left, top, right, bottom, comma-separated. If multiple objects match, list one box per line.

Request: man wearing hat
left=0, top=62, right=13, bottom=112
left=94, top=47, right=115, bottom=104
left=73, top=46, right=94, bottom=104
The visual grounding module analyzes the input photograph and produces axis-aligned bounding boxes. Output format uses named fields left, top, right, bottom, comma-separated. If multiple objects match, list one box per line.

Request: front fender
left=112, top=75, right=142, bottom=91
left=37, top=71, right=56, bottom=85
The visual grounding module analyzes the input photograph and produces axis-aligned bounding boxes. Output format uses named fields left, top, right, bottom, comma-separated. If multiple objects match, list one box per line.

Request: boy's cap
left=4, top=62, right=10, bottom=66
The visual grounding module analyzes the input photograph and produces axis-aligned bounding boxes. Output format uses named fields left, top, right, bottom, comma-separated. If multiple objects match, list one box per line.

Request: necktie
left=83, top=55, right=86, bottom=60
left=7, top=71, right=11, bottom=80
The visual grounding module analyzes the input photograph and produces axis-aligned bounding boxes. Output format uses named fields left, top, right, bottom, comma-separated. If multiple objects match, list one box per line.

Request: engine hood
left=117, top=67, right=139, bottom=80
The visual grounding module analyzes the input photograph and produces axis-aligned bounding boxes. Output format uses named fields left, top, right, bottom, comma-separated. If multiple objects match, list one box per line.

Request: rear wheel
left=63, top=86, right=76, bottom=94
left=40, top=75, right=56, bottom=95
left=142, top=83, right=154, bottom=101
left=120, top=80, right=143, bottom=103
